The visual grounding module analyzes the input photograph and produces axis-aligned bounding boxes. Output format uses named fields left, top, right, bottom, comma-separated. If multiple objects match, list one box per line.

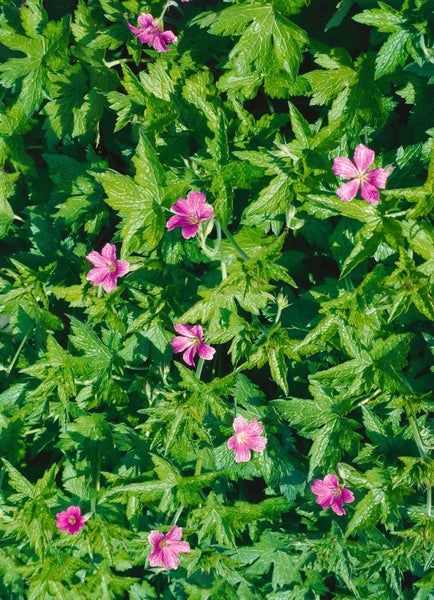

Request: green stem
left=220, top=241, right=228, bottom=281
left=195, top=357, right=204, bottom=380
left=220, top=224, right=250, bottom=261
left=274, top=304, right=283, bottom=326
left=194, top=457, right=203, bottom=477
left=172, top=504, right=184, bottom=525
left=424, top=137, right=434, bottom=189
left=159, top=0, right=178, bottom=20
left=386, top=210, right=408, bottom=218
left=408, top=414, right=428, bottom=460
left=357, top=389, right=382, bottom=407
left=6, top=324, right=33, bottom=376
left=90, top=443, right=101, bottom=515
left=104, top=58, right=135, bottom=69
left=408, top=413, right=432, bottom=518
left=199, top=219, right=221, bottom=259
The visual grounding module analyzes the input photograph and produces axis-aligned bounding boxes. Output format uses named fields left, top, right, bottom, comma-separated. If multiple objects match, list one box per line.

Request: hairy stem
left=195, top=357, right=204, bottom=379
left=220, top=224, right=250, bottom=261
left=6, top=324, right=33, bottom=376
left=172, top=504, right=184, bottom=525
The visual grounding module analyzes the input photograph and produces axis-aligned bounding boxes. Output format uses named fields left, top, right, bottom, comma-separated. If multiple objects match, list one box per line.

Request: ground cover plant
left=0, top=0, right=433, bottom=597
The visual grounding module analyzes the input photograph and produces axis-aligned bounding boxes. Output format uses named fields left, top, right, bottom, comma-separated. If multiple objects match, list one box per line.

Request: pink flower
left=147, top=525, right=191, bottom=570
left=126, top=13, right=177, bottom=52
left=332, top=143, right=391, bottom=204
left=311, top=474, right=355, bottom=516
left=170, top=323, right=215, bottom=367
left=166, top=191, right=214, bottom=239
left=227, top=416, right=268, bottom=463
left=56, top=506, right=86, bottom=535
left=86, top=243, right=130, bottom=293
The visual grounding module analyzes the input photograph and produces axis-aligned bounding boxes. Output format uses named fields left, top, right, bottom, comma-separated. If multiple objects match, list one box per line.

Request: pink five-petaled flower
left=166, top=191, right=214, bottom=239
left=56, top=506, right=86, bottom=535
left=332, top=143, right=391, bottom=204
left=311, top=474, right=355, bottom=516
left=227, top=416, right=268, bottom=463
left=170, top=323, right=215, bottom=367
left=147, top=525, right=191, bottom=570
left=86, top=243, right=130, bottom=293
left=126, top=13, right=177, bottom=52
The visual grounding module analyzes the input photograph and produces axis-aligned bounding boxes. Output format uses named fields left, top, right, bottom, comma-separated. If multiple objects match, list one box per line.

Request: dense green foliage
left=0, top=0, right=433, bottom=597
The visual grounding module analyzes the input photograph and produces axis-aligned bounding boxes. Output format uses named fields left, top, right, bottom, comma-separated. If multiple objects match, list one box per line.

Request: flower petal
left=86, top=251, right=108, bottom=268
left=311, top=479, right=327, bottom=492
left=136, top=30, right=155, bottom=44
left=232, top=416, right=248, bottom=434
left=198, top=204, right=214, bottom=220
left=152, top=34, right=170, bottom=53
left=166, top=214, right=190, bottom=231
left=166, top=525, right=183, bottom=541
left=190, top=324, right=204, bottom=339
left=170, top=197, right=193, bottom=216
left=246, top=418, right=264, bottom=436
left=126, top=21, right=143, bottom=36
left=360, top=181, right=380, bottom=204
left=353, top=144, right=375, bottom=172
left=197, top=341, right=216, bottom=361
left=336, top=179, right=359, bottom=202
left=247, top=435, right=267, bottom=452
left=148, top=548, right=164, bottom=567
left=341, top=488, right=355, bottom=503
left=332, top=157, right=358, bottom=179
left=101, top=243, right=117, bottom=262
left=367, top=167, right=389, bottom=189
left=182, top=344, right=197, bottom=366
left=102, top=272, right=118, bottom=292
left=161, top=547, right=180, bottom=569
left=170, top=335, right=194, bottom=354
left=227, top=435, right=238, bottom=450
left=330, top=498, right=346, bottom=515
left=323, top=474, right=340, bottom=489
left=161, top=30, right=177, bottom=45
left=115, top=260, right=130, bottom=277
left=137, top=13, right=155, bottom=27
left=173, top=323, right=195, bottom=337
left=86, top=267, right=109, bottom=286
left=186, top=191, right=207, bottom=212
left=168, top=540, right=191, bottom=554
left=148, top=530, right=165, bottom=547
left=315, top=493, right=333, bottom=510
left=181, top=224, right=200, bottom=239
left=234, top=443, right=252, bottom=463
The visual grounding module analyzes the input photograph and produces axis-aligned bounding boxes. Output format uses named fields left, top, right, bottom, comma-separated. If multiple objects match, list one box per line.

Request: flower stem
left=6, top=324, right=33, bottom=376
left=195, top=357, right=204, bottom=379
left=220, top=224, right=250, bottom=260
left=408, top=414, right=428, bottom=460
left=408, top=412, right=432, bottom=518
left=194, top=457, right=203, bottom=477
left=159, top=0, right=178, bottom=20
left=172, top=504, right=184, bottom=525
left=198, top=219, right=221, bottom=259
left=424, top=138, right=434, bottom=189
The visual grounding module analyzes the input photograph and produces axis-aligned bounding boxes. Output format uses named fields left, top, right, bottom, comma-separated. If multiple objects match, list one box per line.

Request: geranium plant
left=0, top=0, right=433, bottom=598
